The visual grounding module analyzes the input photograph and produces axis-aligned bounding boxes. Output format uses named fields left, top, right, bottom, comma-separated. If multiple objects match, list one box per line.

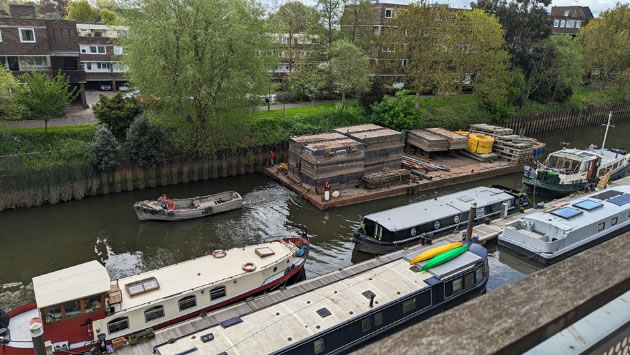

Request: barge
left=148, top=241, right=488, bottom=355
left=0, top=237, right=309, bottom=354
left=133, top=191, right=242, bottom=221
left=499, top=185, right=630, bottom=264
left=354, top=186, right=527, bottom=254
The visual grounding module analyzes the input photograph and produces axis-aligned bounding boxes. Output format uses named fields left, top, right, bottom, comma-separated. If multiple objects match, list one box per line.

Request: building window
left=576, top=20, right=582, bottom=28
left=144, top=305, right=165, bottom=322
left=117, top=30, right=128, bottom=38
left=19, top=28, right=36, bottom=43
left=402, top=298, right=415, bottom=314
left=25, top=56, right=46, bottom=67
left=210, top=286, right=226, bottom=300
left=63, top=300, right=82, bottom=318
left=314, top=338, right=324, bottom=354
left=108, top=317, right=129, bottom=334
left=280, top=37, right=288, bottom=44
left=45, top=305, right=62, bottom=323
left=554, top=19, right=559, bottom=27
left=612, top=217, right=618, bottom=226
left=560, top=20, right=566, bottom=28
left=374, top=312, right=383, bottom=327
left=362, top=318, right=371, bottom=332
left=178, top=295, right=197, bottom=311
left=401, top=59, right=408, bottom=67
left=385, top=8, right=393, bottom=18
left=564, top=10, right=570, bottom=16
left=598, top=222, right=605, bottom=231
left=567, top=20, right=575, bottom=28
left=0, top=30, right=2, bottom=42
left=114, top=46, right=123, bottom=55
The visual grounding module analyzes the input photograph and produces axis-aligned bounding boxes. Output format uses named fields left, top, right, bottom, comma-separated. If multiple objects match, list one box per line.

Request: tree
left=317, top=0, right=344, bottom=46
left=37, top=0, right=68, bottom=16
left=289, top=59, right=326, bottom=106
left=125, top=115, right=167, bottom=167
left=359, top=76, right=385, bottom=113
left=100, top=8, right=116, bottom=24
left=94, top=0, right=117, bottom=10
left=89, top=126, right=121, bottom=172
left=472, top=0, right=552, bottom=101
left=0, top=65, right=25, bottom=120
left=580, top=4, right=630, bottom=87
left=273, top=2, right=315, bottom=73
left=121, top=0, right=270, bottom=130
left=370, top=90, right=421, bottom=131
left=340, top=0, right=373, bottom=51
left=530, top=36, right=582, bottom=103
left=327, top=39, right=370, bottom=109
left=65, top=0, right=97, bottom=22
left=16, top=71, right=79, bottom=136
left=93, top=92, right=143, bottom=141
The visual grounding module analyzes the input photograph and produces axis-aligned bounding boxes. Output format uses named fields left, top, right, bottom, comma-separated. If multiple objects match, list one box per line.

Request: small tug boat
left=499, top=185, right=630, bottom=264
left=0, top=236, right=309, bottom=354
left=148, top=241, right=488, bottom=355
left=133, top=191, right=242, bottom=221
left=354, top=186, right=527, bottom=254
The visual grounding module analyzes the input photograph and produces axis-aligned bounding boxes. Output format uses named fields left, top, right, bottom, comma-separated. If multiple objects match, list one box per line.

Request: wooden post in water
left=466, top=201, right=477, bottom=242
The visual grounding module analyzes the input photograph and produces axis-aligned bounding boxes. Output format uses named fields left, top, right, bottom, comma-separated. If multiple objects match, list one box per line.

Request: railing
left=360, top=231, right=630, bottom=354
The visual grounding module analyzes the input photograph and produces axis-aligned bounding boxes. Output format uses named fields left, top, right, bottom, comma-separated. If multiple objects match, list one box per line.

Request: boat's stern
left=1, top=303, right=37, bottom=354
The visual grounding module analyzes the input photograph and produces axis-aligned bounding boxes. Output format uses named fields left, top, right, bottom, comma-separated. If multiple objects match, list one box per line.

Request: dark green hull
left=523, top=164, right=630, bottom=197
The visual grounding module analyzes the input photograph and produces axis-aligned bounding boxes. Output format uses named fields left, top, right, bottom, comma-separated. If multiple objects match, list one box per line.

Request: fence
left=0, top=143, right=287, bottom=211
left=500, top=103, right=630, bottom=136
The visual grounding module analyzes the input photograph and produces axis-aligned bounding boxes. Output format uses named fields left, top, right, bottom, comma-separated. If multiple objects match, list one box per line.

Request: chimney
left=9, top=4, right=37, bottom=18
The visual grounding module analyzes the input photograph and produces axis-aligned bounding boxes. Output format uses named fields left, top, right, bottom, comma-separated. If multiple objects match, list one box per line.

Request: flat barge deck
left=265, top=155, right=524, bottom=210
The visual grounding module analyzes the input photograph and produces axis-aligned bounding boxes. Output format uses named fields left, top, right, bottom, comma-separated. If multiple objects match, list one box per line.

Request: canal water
left=1, top=120, right=629, bottom=312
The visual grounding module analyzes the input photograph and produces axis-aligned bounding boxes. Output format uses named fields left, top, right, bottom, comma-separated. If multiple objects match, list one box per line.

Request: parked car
left=118, top=85, right=129, bottom=91
left=99, top=83, right=112, bottom=91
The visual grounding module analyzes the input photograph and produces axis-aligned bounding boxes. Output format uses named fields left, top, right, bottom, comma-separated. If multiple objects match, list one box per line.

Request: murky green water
left=1, top=120, right=629, bottom=311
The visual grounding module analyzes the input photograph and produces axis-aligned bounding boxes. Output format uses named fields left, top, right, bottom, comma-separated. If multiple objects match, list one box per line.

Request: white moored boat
left=0, top=236, right=309, bottom=354
left=133, top=191, right=242, bottom=221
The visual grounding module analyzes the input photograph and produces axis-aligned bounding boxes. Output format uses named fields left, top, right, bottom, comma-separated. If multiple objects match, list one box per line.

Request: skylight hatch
left=550, top=207, right=583, bottom=219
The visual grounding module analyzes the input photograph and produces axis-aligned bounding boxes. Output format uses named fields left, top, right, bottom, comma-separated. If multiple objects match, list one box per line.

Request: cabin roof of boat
left=33, top=260, right=110, bottom=309
left=364, top=187, right=514, bottom=231
left=152, top=243, right=484, bottom=355
left=521, top=185, right=630, bottom=229
left=549, top=149, right=599, bottom=162
left=600, top=149, right=628, bottom=165
left=114, top=241, right=294, bottom=311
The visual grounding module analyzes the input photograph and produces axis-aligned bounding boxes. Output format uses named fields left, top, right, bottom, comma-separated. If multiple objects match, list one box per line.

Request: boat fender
left=242, top=262, right=256, bottom=272
left=296, top=248, right=305, bottom=257
left=212, top=250, right=227, bottom=258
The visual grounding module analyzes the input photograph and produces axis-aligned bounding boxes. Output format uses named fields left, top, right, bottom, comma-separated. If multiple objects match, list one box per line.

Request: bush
left=359, top=76, right=385, bottom=113
left=93, top=92, right=143, bottom=141
left=125, top=115, right=167, bottom=167
left=88, top=126, right=120, bottom=172
left=369, top=90, right=422, bottom=132
left=275, top=91, right=298, bottom=103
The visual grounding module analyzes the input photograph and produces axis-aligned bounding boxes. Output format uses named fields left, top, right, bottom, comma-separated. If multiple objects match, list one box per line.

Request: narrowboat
left=133, top=191, right=242, bottom=221
left=499, top=185, right=630, bottom=264
left=0, top=236, right=309, bottom=354
left=150, top=241, right=488, bottom=355
left=523, top=148, right=630, bottom=197
left=353, top=186, right=527, bottom=254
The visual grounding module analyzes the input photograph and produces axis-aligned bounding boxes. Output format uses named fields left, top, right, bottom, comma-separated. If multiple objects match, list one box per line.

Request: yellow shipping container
left=468, top=133, right=494, bottom=154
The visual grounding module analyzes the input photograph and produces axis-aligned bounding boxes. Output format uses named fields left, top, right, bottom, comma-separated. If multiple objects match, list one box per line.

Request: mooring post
left=466, top=201, right=477, bottom=241
left=501, top=202, right=509, bottom=219
left=30, top=318, right=46, bottom=355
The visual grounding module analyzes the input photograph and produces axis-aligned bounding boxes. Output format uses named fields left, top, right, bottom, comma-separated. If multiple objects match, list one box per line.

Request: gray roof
left=365, top=186, right=514, bottom=231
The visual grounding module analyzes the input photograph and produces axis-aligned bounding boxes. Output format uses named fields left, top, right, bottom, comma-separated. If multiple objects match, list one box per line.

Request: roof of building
left=32, top=260, right=111, bottom=308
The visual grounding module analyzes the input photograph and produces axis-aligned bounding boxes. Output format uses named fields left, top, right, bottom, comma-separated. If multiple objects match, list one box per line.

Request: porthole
left=434, top=221, right=440, bottom=230
left=454, top=215, right=460, bottom=224
left=410, top=228, right=416, bottom=236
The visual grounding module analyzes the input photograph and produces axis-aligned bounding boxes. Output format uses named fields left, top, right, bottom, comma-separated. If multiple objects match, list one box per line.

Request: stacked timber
left=362, top=169, right=411, bottom=190
left=469, top=124, right=534, bottom=163
left=288, top=132, right=365, bottom=192
left=406, top=129, right=449, bottom=152
left=426, top=128, right=468, bottom=150
left=335, top=124, right=404, bottom=174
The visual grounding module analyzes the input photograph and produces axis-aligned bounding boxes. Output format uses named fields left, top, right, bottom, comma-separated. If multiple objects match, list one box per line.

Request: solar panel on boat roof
left=573, top=199, right=603, bottom=211
left=551, top=207, right=583, bottom=219
left=607, top=194, right=630, bottom=206
left=591, top=190, right=624, bottom=200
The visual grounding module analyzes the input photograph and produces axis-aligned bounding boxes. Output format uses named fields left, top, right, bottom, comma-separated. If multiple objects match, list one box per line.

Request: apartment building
left=76, top=23, right=128, bottom=91
left=550, top=6, right=594, bottom=36
left=269, top=32, right=318, bottom=81
left=370, top=2, right=410, bottom=89
left=0, top=4, right=88, bottom=106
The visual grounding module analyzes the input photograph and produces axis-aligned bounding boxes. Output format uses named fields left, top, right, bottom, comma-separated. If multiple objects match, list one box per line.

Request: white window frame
left=385, top=8, right=393, bottom=18
left=0, top=29, right=2, bottom=42
left=114, top=46, right=123, bottom=55
left=553, top=19, right=559, bottom=27
left=560, top=20, right=566, bottom=28
left=576, top=20, right=582, bottom=28
left=564, top=10, right=570, bottom=16
left=567, top=20, right=575, bottom=28
left=18, top=28, right=36, bottom=43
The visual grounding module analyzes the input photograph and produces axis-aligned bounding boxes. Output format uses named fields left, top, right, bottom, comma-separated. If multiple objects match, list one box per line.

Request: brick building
left=550, top=6, right=594, bottom=36
left=76, top=23, right=128, bottom=91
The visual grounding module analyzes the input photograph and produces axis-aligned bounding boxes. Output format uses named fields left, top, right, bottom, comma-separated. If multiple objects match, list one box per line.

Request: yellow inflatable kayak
left=409, top=242, right=463, bottom=265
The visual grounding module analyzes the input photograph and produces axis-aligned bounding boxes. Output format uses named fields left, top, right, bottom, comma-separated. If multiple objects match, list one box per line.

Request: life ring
left=242, top=262, right=256, bottom=272
left=212, top=250, right=227, bottom=258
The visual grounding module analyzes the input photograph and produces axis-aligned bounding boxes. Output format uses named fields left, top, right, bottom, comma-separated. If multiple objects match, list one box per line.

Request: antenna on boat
left=602, top=111, right=614, bottom=150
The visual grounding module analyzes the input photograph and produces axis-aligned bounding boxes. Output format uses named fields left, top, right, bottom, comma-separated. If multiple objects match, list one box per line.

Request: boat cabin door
left=586, top=158, right=599, bottom=181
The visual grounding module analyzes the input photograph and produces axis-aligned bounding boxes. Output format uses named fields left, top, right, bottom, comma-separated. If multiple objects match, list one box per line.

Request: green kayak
left=421, top=245, right=470, bottom=271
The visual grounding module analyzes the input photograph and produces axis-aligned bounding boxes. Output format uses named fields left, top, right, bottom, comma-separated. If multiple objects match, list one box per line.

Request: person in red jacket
left=270, top=151, right=275, bottom=166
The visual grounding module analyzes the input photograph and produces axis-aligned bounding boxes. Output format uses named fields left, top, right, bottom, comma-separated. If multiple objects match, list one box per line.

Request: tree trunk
left=45, top=119, right=48, bottom=137
left=341, top=91, right=346, bottom=111
left=416, top=92, right=420, bottom=110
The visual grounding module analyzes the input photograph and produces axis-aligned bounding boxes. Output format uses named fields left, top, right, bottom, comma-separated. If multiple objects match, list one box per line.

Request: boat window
left=612, top=217, right=618, bottom=226
left=63, top=300, right=82, bottom=318
left=178, top=295, right=197, bottom=311
left=613, top=162, right=619, bottom=169
left=144, top=305, right=165, bottom=322
left=83, top=294, right=102, bottom=313
left=464, top=272, right=474, bottom=290
left=125, top=277, right=160, bottom=297
left=374, top=312, right=383, bottom=327
left=362, top=318, right=371, bottom=332
left=451, top=278, right=463, bottom=297
left=314, top=338, right=325, bottom=354
left=108, top=317, right=129, bottom=334
left=475, top=267, right=483, bottom=285
left=210, top=286, right=226, bottom=300
left=545, top=155, right=558, bottom=168
left=45, top=305, right=62, bottom=323
left=598, top=222, right=605, bottom=231
left=402, top=298, right=415, bottom=314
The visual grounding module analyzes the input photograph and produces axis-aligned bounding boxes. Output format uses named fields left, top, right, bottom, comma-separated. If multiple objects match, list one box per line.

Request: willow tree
left=120, top=0, right=270, bottom=129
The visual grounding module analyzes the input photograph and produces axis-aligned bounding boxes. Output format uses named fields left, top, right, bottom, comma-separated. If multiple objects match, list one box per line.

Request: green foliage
left=327, top=39, right=370, bottom=108
left=316, top=0, right=344, bottom=46
left=125, top=115, right=167, bottom=167
left=0, top=65, right=25, bottom=121
left=89, top=126, right=120, bottom=172
left=92, top=92, right=143, bottom=141
left=99, top=8, right=116, bottom=24
left=94, top=0, right=117, bottom=10
left=16, top=70, right=79, bottom=134
left=276, top=91, right=298, bottom=104
left=369, top=91, right=422, bottom=131
left=37, top=0, right=68, bottom=15
left=339, top=0, right=373, bottom=51
left=530, top=36, right=583, bottom=103
left=359, top=76, right=385, bottom=113
left=65, top=0, right=97, bottom=21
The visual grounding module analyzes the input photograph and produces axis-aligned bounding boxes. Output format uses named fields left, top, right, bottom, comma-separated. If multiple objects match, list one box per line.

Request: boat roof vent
left=125, top=277, right=160, bottom=297
left=458, top=195, right=474, bottom=202
left=200, top=333, right=214, bottom=343
left=362, top=290, right=376, bottom=299
left=550, top=207, right=583, bottom=219
left=316, top=307, right=331, bottom=318
left=607, top=193, right=630, bottom=206
left=591, top=190, right=624, bottom=200
left=573, top=199, right=604, bottom=211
